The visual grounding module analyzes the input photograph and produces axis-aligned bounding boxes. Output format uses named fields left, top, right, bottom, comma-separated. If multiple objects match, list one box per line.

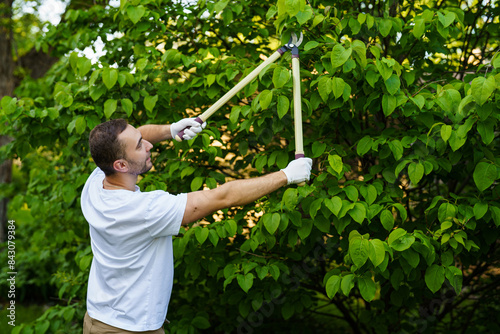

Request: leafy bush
left=1, top=0, right=499, bottom=333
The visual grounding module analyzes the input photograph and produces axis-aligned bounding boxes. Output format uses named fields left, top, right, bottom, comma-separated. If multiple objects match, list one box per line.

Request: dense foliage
left=1, top=0, right=499, bottom=333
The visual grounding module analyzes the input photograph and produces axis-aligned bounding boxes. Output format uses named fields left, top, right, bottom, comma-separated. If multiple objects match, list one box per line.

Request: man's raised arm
left=138, top=118, right=206, bottom=145
left=182, top=158, right=313, bottom=225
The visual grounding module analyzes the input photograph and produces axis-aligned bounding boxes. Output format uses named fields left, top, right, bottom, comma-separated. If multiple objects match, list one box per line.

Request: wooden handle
left=292, top=57, right=305, bottom=186
left=174, top=51, right=284, bottom=142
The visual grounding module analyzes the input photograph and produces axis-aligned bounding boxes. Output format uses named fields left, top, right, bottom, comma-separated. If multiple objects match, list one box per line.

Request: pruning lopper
left=175, top=32, right=305, bottom=180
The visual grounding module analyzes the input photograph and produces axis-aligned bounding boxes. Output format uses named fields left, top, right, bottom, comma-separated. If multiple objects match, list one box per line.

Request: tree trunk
left=0, top=0, right=14, bottom=242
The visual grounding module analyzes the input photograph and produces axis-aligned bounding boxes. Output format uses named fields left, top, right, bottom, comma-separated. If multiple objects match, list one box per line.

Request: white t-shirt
left=81, top=168, right=187, bottom=331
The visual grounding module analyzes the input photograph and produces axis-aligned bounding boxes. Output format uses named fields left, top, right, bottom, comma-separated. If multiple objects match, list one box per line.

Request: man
left=81, top=117, right=312, bottom=333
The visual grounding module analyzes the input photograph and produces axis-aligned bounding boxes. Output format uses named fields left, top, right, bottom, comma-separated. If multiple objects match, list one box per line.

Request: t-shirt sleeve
left=143, top=191, right=187, bottom=238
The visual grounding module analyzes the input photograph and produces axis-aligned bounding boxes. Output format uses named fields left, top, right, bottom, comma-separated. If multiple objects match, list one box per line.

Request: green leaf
left=380, top=209, right=395, bottom=231
left=144, top=94, right=158, bottom=112
left=162, top=49, right=181, bottom=68
left=352, top=40, right=367, bottom=68
left=89, top=84, right=106, bottom=101
left=471, top=76, right=495, bottom=106
left=473, top=202, right=488, bottom=220
left=255, top=266, right=269, bottom=280
left=127, top=5, right=146, bottom=24
left=491, top=53, right=500, bottom=69
left=376, top=59, right=392, bottom=81
left=298, top=220, right=313, bottom=239
left=325, top=196, right=342, bottom=216
left=349, top=237, right=369, bottom=267
left=191, top=176, right=204, bottom=191
left=344, top=185, right=358, bottom=202
left=358, top=276, right=376, bottom=301
left=55, top=91, right=73, bottom=108
left=438, top=203, right=456, bottom=223
left=225, top=220, right=237, bottom=236
left=77, top=57, right=92, bottom=77
left=491, top=207, right=500, bottom=227
left=237, top=273, right=254, bottom=293
left=259, top=90, right=273, bottom=110
left=195, top=227, right=209, bottom=245
left=408, top=162, right=424, bottom=185
left=331, top=44, right=352, bottom=68
left=273, top=66, right=290, bottom=88
left=102, top=68, right=118, bottom=90
left=357, top=136, right=372, bottom=156
left=283, top=188, right=298, bottom=210
left=368, top=239, right=385, bottom=267
left=448, top=131, right=466, bottom=151
left=104, top=99, right=117, bottom=118
left=311, top=141, right=326, bottom=158
left=441, top=124, right=452, bottom=142
left=309, top=198, right=323, bottom=219
left=331, top=77, right=346, bottom=99
left=473, top=162, right=497, bottom=192
left=348, top=203, right=366, bottom=224
left=1, top=96, right=17, bottom=114
left=388, top=140, right=403, bottom=160
left=457, top=95, right=474, bottom=117
left=438, top=11, right=455, bottom=27
left=392, top=234, right=415, bottom=251
left=388, top=228, right=406, bottom=246
left=411, top=94, right=425, bottom=109
left=436, top=89, right=461, bottom=115
left=413, top=18, right=425, bottom=38
left=328, top=154, right=343, bottom=174
left=277, top=95, right=289, bottom=119
left=318, top=76, right=332, bottom=102
left=366, top=71, right=380, bottom=88
left=341, top=274, right=355, bottom=296
left=477, top=121, right=495, bottom=145
left=384, top=74, right=400, bottom=95
left=401, top=249, right=420, bottom=268
left=326, top=275, right=341, bottom=299
left=304, top=41, right=319, bottom=51
left=264, top=213, right=280, bottom=234
left=382, top=94, right=396, bottom=116
left=425, top=264, right=445, bottom=294
left=361, top=184, right=377, bottom=205
left=393, top=204, right=406, bottom=223
left=379, top=18, right=392, bottom=37
left=121, top=98, right=133, bottom=117
left=136, top=58, right=149, bottom=71
left=75, top=116, right=86, bottom=135
left=209, top=230, right=219, bottom=246
left=445, top=266, right=463, bottom=295
left=285, top=0, right=304, bottom=16
left=35, top=320, right=50, bottom=334
left=192, top=316, right=211, bottom=329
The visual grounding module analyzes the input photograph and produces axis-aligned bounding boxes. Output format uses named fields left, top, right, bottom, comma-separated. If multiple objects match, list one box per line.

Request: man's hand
left=170, top=118, right=207, bottom=141
left=281, top=157, right=313, bottom=185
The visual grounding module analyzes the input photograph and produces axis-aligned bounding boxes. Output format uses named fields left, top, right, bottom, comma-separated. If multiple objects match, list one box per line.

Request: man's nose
left=145, top=140, right=153, bottom=151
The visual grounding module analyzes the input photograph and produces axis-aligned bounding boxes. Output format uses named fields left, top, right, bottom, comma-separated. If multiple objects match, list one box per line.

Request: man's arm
left=138, top=118, right=205, bottom=145
left=137, top=124, right=172, bottom=144
left=182, top=158, right=312, bottom=225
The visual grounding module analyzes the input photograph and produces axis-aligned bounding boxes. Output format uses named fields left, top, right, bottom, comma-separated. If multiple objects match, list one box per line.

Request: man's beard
left=127, top=157, right=152, bottom=176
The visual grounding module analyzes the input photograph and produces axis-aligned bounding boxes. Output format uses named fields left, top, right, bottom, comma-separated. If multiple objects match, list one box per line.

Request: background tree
left=1, top=0, right=499, bottom=333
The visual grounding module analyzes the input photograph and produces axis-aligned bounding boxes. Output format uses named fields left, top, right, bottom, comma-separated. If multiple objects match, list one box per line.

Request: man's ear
left=112, top=159, right=129, bottom=173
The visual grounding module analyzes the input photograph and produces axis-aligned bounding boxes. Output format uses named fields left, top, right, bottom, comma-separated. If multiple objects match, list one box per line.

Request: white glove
left=170, top=118, right=207, bottom=140
left=281, top=157, right=313, bottom=185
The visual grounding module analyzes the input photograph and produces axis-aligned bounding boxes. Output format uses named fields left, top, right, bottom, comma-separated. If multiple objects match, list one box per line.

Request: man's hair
left=89, top=119, right=129, bottom=176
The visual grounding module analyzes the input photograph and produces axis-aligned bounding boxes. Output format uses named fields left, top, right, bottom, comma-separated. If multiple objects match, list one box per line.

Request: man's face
left=117, top=125, right=153, bottom=175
